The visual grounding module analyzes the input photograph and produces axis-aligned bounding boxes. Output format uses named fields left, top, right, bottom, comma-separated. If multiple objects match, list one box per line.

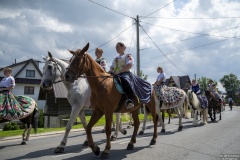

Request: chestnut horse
left=64, top=43, right=158, bottom=159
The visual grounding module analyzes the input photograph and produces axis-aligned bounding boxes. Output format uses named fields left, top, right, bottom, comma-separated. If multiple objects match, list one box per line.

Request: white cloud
left=0, top=0, right=239, bottom=90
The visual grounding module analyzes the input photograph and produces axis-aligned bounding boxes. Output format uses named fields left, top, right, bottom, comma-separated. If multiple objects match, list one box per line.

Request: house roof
left=0, top=59, right=43, bottom=77
left=165, top=75, right=191, bottom=89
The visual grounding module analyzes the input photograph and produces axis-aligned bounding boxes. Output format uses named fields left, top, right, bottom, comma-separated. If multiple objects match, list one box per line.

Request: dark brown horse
left=205, top=90, right=222, bottom=122
left=0, top=105, right=39, bottom=145
left=64, top=43, right=158, bottom=159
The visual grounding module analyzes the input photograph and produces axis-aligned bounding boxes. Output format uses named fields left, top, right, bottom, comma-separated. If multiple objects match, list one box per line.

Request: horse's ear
left=48, top=51, right=53, bottom=59
left=68, top=49, right=76, bottom=55
left=81, top=43, right=89, bottom=55
left=42, top=55, right=47, bottom=61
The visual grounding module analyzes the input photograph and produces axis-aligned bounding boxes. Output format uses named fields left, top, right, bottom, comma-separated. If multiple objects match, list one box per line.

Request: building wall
left=17, top=63, right=42, bottom=79
left=13, top=83, right=45, bottom=109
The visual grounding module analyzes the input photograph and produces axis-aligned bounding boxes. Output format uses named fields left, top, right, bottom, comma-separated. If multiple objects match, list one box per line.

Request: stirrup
left=126, top=99, right=134, bottom=109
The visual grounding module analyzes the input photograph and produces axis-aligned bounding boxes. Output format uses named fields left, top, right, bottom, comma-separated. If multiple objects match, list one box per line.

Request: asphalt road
left=0, top=106, right=240, bottom=160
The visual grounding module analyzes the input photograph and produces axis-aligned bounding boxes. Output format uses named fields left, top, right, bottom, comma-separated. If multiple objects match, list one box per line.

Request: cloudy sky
left=1, top=0, right=240, bottom=91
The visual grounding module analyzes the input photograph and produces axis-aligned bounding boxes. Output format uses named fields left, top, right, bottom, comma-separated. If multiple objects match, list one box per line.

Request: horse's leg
left=21, top=124, right=28, bottom=145
left=193, top=109, right=198, bottom=127
left=112, top=114, right=116, bottom=131
left=101, top=112, right=113, bottom=159
left=156, top=99, right=165, bottom=132
left=175, top=106, right=183, bottom=131
left=127, top=110, right=139, bottom=150
left=79, top=110, right=88, bottom=146
left=138, top=106, right=148, bottom=135
left=127, top=113, right=133, bottom=128
left=86, top=109, right=103, bottom=157
left=54, top=105, right=81, bottom=153
left=161, top=110, right=165, bottom=124
left=203, top=109, right=208, bottom=125
left=219, top=105, right=222, bottom=120
left=25, top=123, right=32, bottom=141
left=208, top=106, right=213, bottom=121
left=111, top=113, right=121, bottom=141
left=147, top=99, right=158, bottom=146
left=168, top=109, right=171, bottom=124
left=213, top=106, right=216, bottom=121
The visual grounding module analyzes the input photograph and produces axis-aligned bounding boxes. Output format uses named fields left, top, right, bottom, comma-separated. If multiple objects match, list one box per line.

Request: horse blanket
left=115, top=72, right=152, bottom=104
left=197, top=94, right=208, bottom=109
left=154, top=84, right=184, bottom=108
left=0, top=91, right=36, bottom=121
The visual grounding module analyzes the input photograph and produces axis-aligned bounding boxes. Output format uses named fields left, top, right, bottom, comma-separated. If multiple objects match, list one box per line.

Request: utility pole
left=136, top=15, right=140, bottom=77
left=194, top=74, right=196, bottom=80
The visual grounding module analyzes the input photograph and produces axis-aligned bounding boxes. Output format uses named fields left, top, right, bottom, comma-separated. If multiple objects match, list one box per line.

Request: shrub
left=3, top=122, right=20, bottom=131
left=3, top=123, right=12, bottom=131
left=38, top=109, right=44, bottom=128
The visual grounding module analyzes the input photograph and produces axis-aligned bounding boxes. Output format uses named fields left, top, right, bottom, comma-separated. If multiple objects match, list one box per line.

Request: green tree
left=197, top=76, right=210, bottom=93
left=220, top=73, right=240, bottom=100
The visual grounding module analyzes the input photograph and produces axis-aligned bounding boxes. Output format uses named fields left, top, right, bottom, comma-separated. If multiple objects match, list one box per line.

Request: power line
left=140, top=25, right=188, bottom=75
left=141, top=37, right=237, bottom=61
left=144, top=16, right=240, bottom=19
left=140, top=0, right=176, bottom=19
left=140, top=25, right=240, bottom=50
left=62, top=23, right=135, bottom=60
left=88, top=0, right=135, bottom=19
left=141, top=21, right=240, bottom=40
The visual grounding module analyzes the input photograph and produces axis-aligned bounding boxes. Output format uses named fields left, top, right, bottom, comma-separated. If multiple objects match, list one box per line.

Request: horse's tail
left=31, top=103, right=39, bottom=134
left=184, top=92, right=189, bottom=118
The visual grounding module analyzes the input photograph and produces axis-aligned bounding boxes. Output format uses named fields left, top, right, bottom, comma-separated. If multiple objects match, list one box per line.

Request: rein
left=49, top=58, right=65, bottom=84
left=66, top=53, right=113, bottom=80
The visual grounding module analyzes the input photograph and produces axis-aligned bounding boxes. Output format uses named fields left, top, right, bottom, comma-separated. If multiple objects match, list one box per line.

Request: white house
left=0, top=59, right=45, bottom=109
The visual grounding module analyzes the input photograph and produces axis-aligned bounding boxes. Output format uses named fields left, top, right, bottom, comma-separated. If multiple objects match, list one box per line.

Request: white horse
left=187, top=90, right=208, bottom=126
left=139, top=86, right=189, bottom=134
left=40, top=52, right=126, bottom=152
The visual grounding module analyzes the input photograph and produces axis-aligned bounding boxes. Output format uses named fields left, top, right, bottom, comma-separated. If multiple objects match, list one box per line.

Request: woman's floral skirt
left=0, top=91, right=36, bottom=121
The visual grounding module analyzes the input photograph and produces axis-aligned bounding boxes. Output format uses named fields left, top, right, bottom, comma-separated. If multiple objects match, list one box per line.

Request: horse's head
left=65, top=43, right=90, bottom=83
left=187, top=90, right=193, bottom=101
left=40, top=52, right=63, bottom=91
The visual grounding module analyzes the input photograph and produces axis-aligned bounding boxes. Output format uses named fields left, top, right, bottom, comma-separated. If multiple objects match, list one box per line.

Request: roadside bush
left=3, top=122, right=20, bottom=131
left=38, top=109, right=44, bottom=128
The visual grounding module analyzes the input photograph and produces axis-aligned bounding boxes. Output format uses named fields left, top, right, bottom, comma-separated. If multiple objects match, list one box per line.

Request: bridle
left=66, top=53, right=112, bottom=80
left=48, top=58, right=65, bottom=84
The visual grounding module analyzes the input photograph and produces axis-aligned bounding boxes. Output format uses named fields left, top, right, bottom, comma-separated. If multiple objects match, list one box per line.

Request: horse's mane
left=86, top=53, right=108, bottom=74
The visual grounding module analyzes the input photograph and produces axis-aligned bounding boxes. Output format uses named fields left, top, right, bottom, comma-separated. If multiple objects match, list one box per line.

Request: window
left=24, top=86, right=34, bottom=94
left=26, top=70, right=35, bottom=77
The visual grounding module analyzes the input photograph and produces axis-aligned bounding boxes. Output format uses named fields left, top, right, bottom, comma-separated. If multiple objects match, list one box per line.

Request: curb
left=0, top=121, right=137, bottom=141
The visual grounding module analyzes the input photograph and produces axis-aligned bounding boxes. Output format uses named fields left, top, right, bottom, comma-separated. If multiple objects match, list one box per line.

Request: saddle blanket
left=154, top=85, right=184, bottom=108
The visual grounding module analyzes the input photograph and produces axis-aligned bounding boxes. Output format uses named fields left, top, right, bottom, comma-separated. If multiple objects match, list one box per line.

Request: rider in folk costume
left=153, top=67, right=167, bottom=102
left=190, top=79, right=208, bottom=109
left=95, top=48, right=107, bottom=71
left=207, top=79, right=222, bottom=102
left=109, top=42, right=152, bottom=109
left=0, top=67, right=36, bottom=121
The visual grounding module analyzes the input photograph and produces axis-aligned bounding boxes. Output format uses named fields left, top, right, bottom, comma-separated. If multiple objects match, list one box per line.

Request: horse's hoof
left=110, top=136, right=116, bottom=141
left=21, top=141, right=26, bottom=145
left=161, top=129, right=166, bottom=133
left=101, top=129, right=106, bottom=133
left=127, top=143, right=134, bottom=150
left=178, top=126, right=183, bottom=131
left=82, top=141, right=88, bottom=146
left=123, top=129, right=127, bottom=135
left=193, top=124, right=198, bottom=127
left=100, top=152, right=109, bottom=159
left=150, top=139, right=156, bottom=145
left=54, top=147, right=64, bottom=153
left=93, top=146, right=100, bottom=156
left=111, top=128, right=116, bottom=131
left=127, top=125, right=131, bottom=129
left=138, top=131, right=144, bottom=135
